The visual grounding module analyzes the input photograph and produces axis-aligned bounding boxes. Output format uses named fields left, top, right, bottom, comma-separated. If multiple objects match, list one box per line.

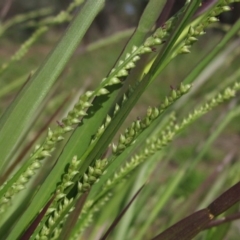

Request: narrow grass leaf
left=152, top=209, right=212, bottom=240
left=59, top=192, right=89, bottom=240
left=100, top=184, right=145, bottom=240
left=183, top=18, right=240, bottom=84
left=4, top=1, right=106, bottom=238
left=0, top=0, right=105, bottom=172
left=152, top=181, right=240, bottom=240
left=7, top=3, right=167, bottom=238
left=208, top=181, right=240, bottom=217
left=205, top=211, right=240, bottom=229
left=20, top=194, right=56, bottom=240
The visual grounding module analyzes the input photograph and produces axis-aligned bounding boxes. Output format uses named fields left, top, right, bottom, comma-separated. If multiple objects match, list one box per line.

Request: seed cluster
left=35, top=156, right=81, bottom=239
left=78, top=159, right=107, bottom=193
left=177, top=1, right=236, bottom=55
left=0, top=0, right=196, bottom=212
left=112, top=83, right=191, bottom=155
left=35, top=156, right=107, bottom=239
left=105, top=82, right=240, bottom=195
left=0, top=90, right=94, bottom=213
left=0, top=160, right=41, bottom=213
left=69, top=193, right=112, bottom=240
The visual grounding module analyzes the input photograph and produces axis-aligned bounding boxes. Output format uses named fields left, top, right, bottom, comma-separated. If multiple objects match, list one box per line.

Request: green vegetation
left=0, top=1, right=240, bottom=239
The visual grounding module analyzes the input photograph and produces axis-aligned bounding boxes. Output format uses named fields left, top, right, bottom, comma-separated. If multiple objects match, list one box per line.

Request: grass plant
left=0, top=0, right=240, bottom=239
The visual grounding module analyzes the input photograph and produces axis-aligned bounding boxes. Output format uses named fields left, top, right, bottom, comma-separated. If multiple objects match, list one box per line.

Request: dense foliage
left=0, top=1, right=240, bottom=239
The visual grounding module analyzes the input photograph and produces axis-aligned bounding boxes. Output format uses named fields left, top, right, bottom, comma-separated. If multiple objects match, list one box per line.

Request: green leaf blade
left=0, top=0, right=105, bottom=172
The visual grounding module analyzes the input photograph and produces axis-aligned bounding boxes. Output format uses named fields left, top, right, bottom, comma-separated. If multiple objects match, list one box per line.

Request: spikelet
left=177, top=0, right=237, bottom=56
